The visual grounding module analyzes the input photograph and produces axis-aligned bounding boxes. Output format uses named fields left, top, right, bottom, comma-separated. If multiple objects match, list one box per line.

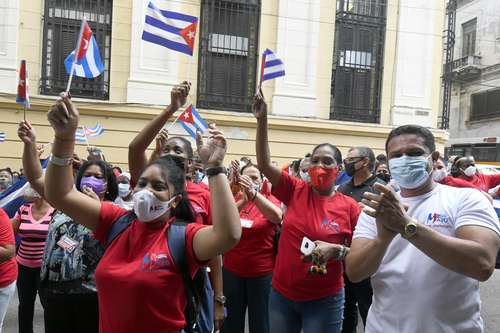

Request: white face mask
left=463, top=166, right=477, bottom=178
left=133, top=190, right=176, bottom=223
left=299, top=170, right=311, bottom=183
left=118, top=183, right=131, bottom=198
left=432, top=168, right=447, bottom=182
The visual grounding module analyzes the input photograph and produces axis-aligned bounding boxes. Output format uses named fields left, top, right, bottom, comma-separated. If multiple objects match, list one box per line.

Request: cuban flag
left=64, top=20, right=104, bottom=78
left=179, top=105, right=208, bottom=139
left=75, top=123, right=104, bottom=142
left=16, top=60, right=30, bottom=108
left=0, top=159, right=48, bottom=218
left=0, top=132, right=5, bottom=143
left=142, top=1, right=198, bottom=56
left=261, top=48, right=285, bottom=82
left=493, top=199, right=500, bottom=218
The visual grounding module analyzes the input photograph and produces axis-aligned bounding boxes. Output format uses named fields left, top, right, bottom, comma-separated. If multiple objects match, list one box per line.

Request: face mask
left=344, top=162, right=358, bottom=177
left=133, top=189, right=176, bottom=223
left=252, top=182, right=261, bottom=193
left=194, top=170, right=205, bottom=184
left=308, top=166, right=339, bottom=192
left=299, top=170, right=311, bottom=183
left=118, top=183, right=131, bottom=198
left=23, top=187, right=41, bottom=201
left=80, top=176, right=106, bottom=195
left=389, top=155, right=431, bottom=190
left=377, top=173, right=391, bottom=183
left=432, top=168, right=447, bottom=182
left=463, top=166, right=477, bottom=178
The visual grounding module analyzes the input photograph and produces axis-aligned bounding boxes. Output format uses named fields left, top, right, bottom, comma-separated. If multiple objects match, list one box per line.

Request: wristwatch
left=214, top=295, right=226, bottom=305
left=205, top=166, right=227, bottom=177
left=49, top=155, right=74, bottom=167
left=402, top=219, right=418, bottom=239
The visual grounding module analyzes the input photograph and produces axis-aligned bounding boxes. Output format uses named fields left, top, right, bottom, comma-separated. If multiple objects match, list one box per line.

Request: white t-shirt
left=114, top=197, right=134, bottom=211
left=353, top=184, right=500, bottom=333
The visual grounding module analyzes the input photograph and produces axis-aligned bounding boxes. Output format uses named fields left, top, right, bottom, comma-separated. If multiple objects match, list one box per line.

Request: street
left=4, top=269, right=500, bottom=332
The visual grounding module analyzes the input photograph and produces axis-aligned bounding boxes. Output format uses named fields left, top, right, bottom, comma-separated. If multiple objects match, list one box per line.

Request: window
left=331, top=0, right=386, bottom=123
left=40, top=0, right=112, bottom=99
left=197, top=0, right=260, bottom=112
left=462, top=18, right=477, bottom=57
left=470, top=88, right=500, bottom=121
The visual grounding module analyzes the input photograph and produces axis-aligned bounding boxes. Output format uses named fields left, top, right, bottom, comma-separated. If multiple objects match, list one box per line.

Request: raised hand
left=170, top=81, right=191, bottom=110
left=17, top=120, right=37, bottom=145
left=155, top=129, right=169, bottom=154
left=252, top=89, right=267, bottom=119
left=36, top=144, right=45, bottom=158
left=196, top=124, right=227, bottom=168
left=47, top=92, right=79, bottom=140
left=239, top=175, right=256, bottom=199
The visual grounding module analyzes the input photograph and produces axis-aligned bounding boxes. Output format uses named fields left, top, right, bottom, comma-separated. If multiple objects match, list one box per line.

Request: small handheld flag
left=178, top=105, right=208, bottom=139
left=16, top=60, right=30, bottom=120
left=260, top=48, right=285, bottom=87
left=142, top=1, right=198, bottom=56
left=65, top=19, right=104, bottom=92
left=75, top=123, right=104, bottom=143
left=0, top=132, right=5, bottom=143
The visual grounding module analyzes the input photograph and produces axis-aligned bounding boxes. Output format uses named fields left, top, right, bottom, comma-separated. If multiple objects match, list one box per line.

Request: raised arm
left=18, top=121, right=45, bottom=197
left=44, top=94, right=101, bottom=231
left=192, top=126, right=241, bottom=261
left=239, top=175, right=282, bottom=224
left=252, top=91, right=281, bottom=186
left=128, top=82, right=190, bottom=183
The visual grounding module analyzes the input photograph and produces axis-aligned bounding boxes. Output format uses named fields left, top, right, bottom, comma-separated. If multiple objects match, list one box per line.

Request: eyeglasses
left=343, top=157, right=365, bottom=164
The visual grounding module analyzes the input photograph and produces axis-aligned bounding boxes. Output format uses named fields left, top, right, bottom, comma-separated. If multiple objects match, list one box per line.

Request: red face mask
left=308, top=166, right=339, bottom=192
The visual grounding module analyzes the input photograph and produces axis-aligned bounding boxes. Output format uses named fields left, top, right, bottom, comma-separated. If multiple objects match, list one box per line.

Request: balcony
left=451, top=55, right=482, bottom=81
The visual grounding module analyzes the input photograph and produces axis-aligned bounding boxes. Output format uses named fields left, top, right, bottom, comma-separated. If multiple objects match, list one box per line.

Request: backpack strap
left=105, top=211, right=136, bottom=249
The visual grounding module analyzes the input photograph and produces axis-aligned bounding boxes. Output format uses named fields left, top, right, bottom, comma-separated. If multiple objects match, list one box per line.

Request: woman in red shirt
left=0, top=208, right=16, bottom=333
left=252, top=91, right=361, bottom=333
left=222, top=162, right=282, bottom=333
left=44, top=94, right=241, bottom=333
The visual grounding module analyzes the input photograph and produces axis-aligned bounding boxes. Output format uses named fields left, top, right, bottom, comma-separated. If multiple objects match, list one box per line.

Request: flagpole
left=66, top=18, right=87, bottom=93
left=23, top=105, right=26, bottom=121
left=258, top=51, right=265, bottom=90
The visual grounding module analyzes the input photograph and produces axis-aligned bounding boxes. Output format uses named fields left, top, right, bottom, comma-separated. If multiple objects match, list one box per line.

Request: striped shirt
left=15, top=203, right=55, bottom=268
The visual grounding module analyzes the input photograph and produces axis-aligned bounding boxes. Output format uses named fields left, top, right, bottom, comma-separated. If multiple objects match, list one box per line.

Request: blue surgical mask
left=389, top=155, right=431, bottom=189
left=299, top=170, right=311, bottom=183
left=194, top=170, right=205, bottom=184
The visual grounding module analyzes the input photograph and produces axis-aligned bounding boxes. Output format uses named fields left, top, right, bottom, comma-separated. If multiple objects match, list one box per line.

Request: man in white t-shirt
left=346, top=125, right=500, bottom=333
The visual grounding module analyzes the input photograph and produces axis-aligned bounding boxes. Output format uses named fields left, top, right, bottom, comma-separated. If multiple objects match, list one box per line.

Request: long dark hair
left=75, top=160, right=118, bottom=201
left=150, top=155, right=195, bottom=223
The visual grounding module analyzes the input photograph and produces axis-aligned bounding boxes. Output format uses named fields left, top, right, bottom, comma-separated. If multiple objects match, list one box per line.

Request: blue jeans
left=221, top=268, right=272, bottom=333
left=269, top=288, right=344, bottom=333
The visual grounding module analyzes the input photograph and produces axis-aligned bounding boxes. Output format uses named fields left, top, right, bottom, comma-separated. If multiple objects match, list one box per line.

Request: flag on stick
left=75, top=123, right=104, bottom=142
left=142, top=1, right=198, bottom=56
left=0, top=132, right=5, bottom=143
left=260, top=48, right=285, bottom=87
left=16, top=60, right=30, bottom=117
left=178, top=105, right=208, bottom=139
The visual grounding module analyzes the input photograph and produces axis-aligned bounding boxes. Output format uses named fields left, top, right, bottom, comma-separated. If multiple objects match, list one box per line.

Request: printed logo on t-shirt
left=425, top=213, right=451, bottom=227
left=321, top=217, right=340, bottom=232
left=140, top=252, right=172, bottom=272
left=192, top=205, right=204, bottom=213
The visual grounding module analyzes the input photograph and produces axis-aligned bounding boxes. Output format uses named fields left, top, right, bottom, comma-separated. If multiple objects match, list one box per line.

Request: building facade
left=445, top=0, right=500, bottom=163
left=0, top=0, right=447, bottom=170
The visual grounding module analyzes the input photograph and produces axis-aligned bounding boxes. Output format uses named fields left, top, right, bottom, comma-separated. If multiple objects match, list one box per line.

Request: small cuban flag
left=75, top=123, right=104, bottom=142
left=16, top=60, right=30, bottom=108
left=64, top=20, right=105, bottom=78
left=142, top=1, right=198, bottom=56
left=179, top=105, right=208, bottom=139
left=0, top=132, right=5, bottom=143
left=260, top=48, right=285, bottom=84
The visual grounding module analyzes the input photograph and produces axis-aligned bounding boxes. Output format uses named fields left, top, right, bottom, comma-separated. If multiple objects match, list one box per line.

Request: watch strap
left=49, top=155, right=74, bottom=167
left=205, top=166, right=226, bottom=177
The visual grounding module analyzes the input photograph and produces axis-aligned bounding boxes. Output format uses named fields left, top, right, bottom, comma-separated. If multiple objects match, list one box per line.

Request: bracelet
left=49, top=155, right=74, bottom=167
left=338, top=245, right=349, bottom=260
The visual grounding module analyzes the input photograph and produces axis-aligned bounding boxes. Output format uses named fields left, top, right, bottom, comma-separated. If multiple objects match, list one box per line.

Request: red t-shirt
left=94, top=202, right=206, bottom=333
left=223, top=194, right=281, bottom=278
left=186, top=181, right=212, bottom=226
left=441, top=176, right=482, bottom=191
left=446, top=173, right=500, bottom=192
left=271, top=171, right=361, bottom=301
left=0, top=209, right=17, bottom=288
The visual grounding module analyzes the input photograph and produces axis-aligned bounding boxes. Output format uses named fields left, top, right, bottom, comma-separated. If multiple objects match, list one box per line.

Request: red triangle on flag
left=77, top=22, right=93, bottom=61
left=179, top=22, right=198, bottom=53
left=180, top=105, right=195, bottom=124
left=17, top=61, right=27, bottom=100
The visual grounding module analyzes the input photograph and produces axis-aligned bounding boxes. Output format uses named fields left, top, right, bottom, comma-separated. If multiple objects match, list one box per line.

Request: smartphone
left=300, top=237, right=316, bottom=256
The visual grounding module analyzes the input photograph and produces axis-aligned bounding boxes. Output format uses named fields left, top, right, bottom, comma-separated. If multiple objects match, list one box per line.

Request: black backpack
left=105, top=212, right=214, bottom=333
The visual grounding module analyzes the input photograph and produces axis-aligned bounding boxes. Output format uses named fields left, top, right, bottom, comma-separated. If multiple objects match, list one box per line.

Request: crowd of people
left=0, top=82, right=498, bottom=333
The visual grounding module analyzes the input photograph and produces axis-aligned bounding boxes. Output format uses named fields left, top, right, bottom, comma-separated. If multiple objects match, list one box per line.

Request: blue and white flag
left=0, top=159, right=48, bottom=218
left=64, top=35, right=105, bottom=78
left=75, top=123, right=104, bottom=142
left=0, top=132, right=5, bottom=142
left=260, top=48, right=285, bottom=83
left=179, top=105, right=208, bottom=139
left=142, top=1, right=198, bottom=56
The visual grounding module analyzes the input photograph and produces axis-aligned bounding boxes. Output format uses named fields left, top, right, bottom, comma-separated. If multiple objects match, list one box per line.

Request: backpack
left=105, top=212, right=214, bottom=333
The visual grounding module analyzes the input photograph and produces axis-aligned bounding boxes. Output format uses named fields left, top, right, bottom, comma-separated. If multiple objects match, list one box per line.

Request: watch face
left=406, top=224, right=417, bottom=234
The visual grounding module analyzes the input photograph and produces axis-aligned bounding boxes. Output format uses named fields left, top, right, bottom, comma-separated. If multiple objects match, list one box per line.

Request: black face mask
left=344, top=162, right=357, bottom=177
left=377, top=173, right=391, bottom=183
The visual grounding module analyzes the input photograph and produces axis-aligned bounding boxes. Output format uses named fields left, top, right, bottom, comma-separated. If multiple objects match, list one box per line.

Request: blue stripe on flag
left=145, top=15, right=181, bottom=34
left=180, top=121, right=197, bottom=139
left=264, top=59, right=284, bottom=68
left=191, top=107, right=208, bottom=132
left=148, top=2, right=198, bottom=23
left=142, top=31, right=193, bottom=55
left=64, top=36, right=104, bottom=78
left=263, top=71, right=286, bottom=81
